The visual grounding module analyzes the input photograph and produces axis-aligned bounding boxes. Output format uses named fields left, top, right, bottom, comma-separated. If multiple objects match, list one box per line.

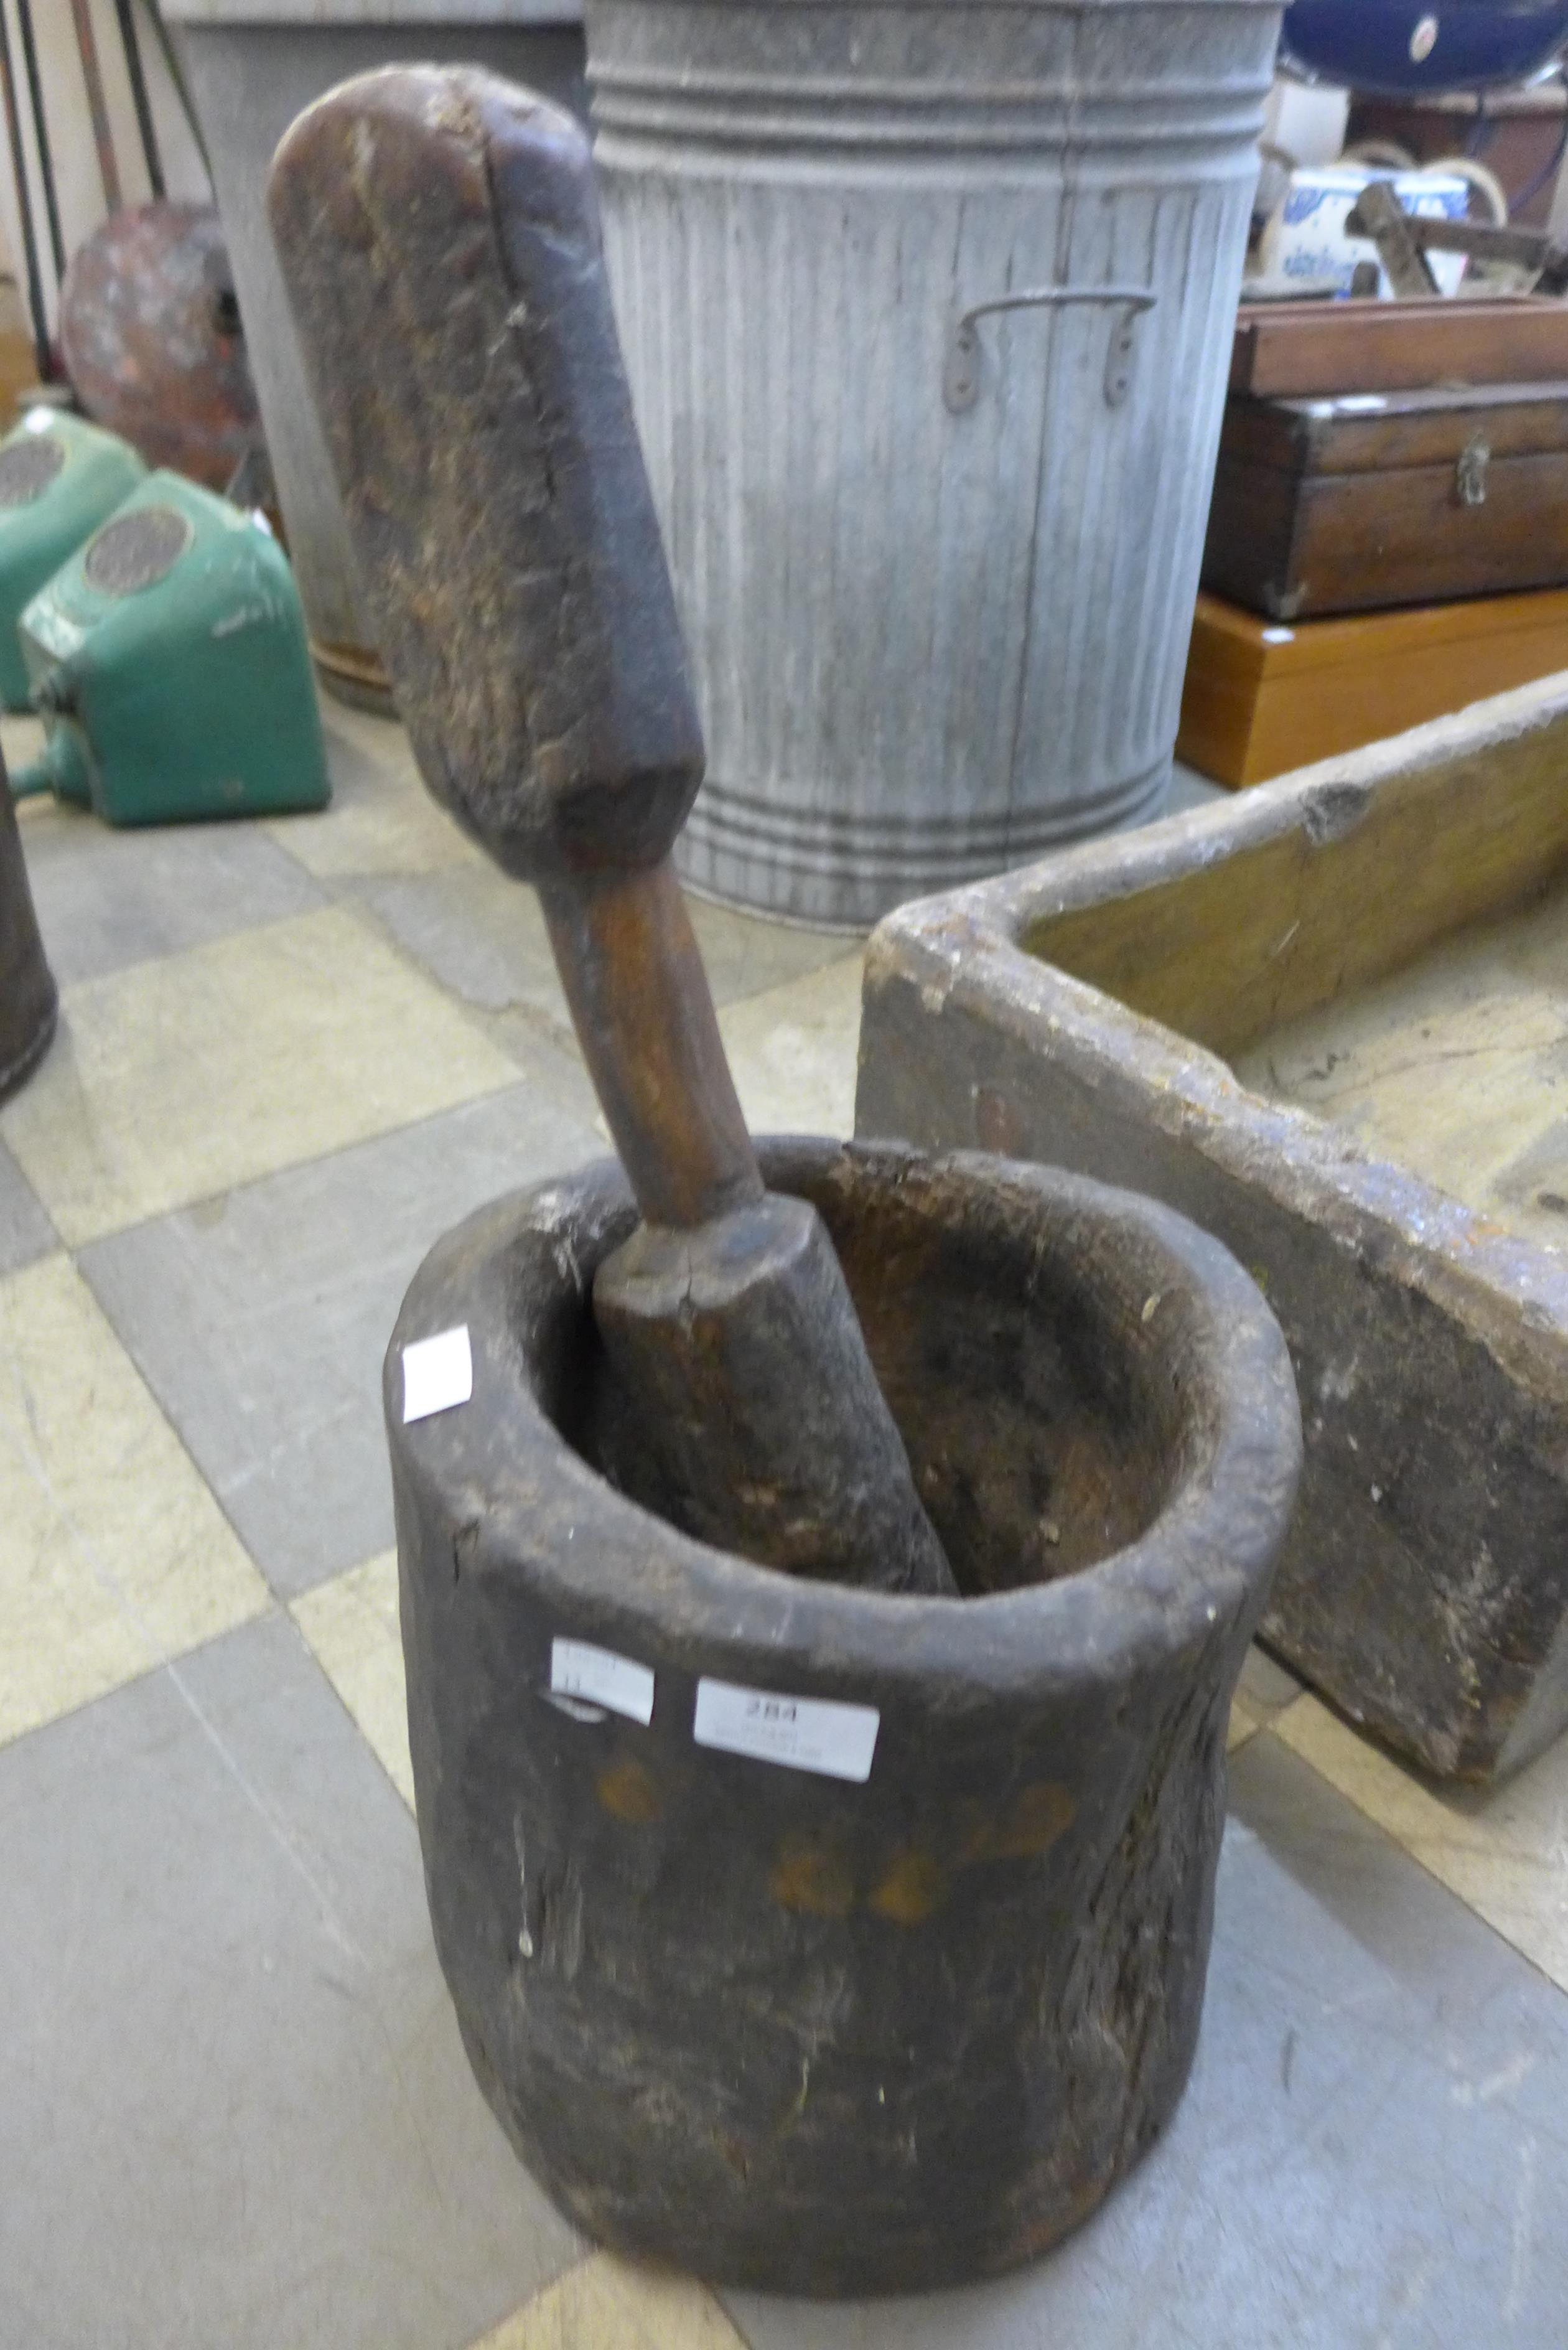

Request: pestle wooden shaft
left=543, top=859, right=953, bottom=1594
left=268, top=63, right=957, bottom=1596
left=541, top=858, right=761, bottom=1232
left=593, top=1189, right=958, bottom=1594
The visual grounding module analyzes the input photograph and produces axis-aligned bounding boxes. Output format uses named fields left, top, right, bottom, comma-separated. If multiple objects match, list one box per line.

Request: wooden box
left=1204, top=382, right=1568, bottom=621
left=1177, top=584, right=1568, bottom=787
left=857, top=674, right=1568, bottom=1783
left=1230, top=293, right=1568, bottom=398
left=1206, top=381, right=1568, bottom=620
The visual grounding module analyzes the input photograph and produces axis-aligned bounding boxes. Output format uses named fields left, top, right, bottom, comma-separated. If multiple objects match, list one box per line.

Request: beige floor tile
left=0, top=903, right=517, bottom=1245
left=266, top=789, right=472, bottom=885
left=1272, top=1693, right=1568, bottom=1995
left=1, top=709, right=44, bottom=779
left=717, top=951, right=864, bottom=1143
left=1228, top=1642, right=1305, bottom=1753
left=291, top=1550, right=413, bottom=1809
left=0, top=1252, right=269, bottom=1748
left=685, top=892, right=858, bottom=1010
left=472, top=2252, right=747, bottom=2350
left=1227, top=1692, right=1265, bottom=1754
left=1237, top=1642, right=1305, bottom=1715
left=265, top=703, right=479, bottom=881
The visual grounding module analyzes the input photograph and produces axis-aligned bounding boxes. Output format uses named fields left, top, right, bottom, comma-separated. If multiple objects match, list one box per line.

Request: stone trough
left=858, top=675, right=1568, bottom=1786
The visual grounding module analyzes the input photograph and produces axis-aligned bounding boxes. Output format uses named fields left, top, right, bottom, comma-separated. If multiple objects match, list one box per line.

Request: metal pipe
left=0, top=2, right=50, bottom=378
left=14, top=0, right=63, bottom=285
left=139, top=0, right=208, bottom=178
left=69, top=0, right=123, bottom=213
left=114, top=0, right=163, bottom=201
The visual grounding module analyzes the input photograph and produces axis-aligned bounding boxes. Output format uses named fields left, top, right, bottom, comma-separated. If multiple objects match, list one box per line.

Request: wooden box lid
left=1220, top=380, right=1568, bottom=477
left=1231, top=296, right=1568, bottom=398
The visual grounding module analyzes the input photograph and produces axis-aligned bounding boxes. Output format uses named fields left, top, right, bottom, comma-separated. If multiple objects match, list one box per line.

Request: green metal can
left=12, top=470, right=331, bottom=826
left=0, top=409, right=147, bottom=713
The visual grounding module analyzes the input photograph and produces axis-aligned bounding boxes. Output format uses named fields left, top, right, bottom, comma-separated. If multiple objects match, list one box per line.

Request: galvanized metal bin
left=586, top=0, right=1282, bottom=927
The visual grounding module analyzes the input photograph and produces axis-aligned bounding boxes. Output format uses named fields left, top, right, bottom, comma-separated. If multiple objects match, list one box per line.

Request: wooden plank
left=1231, top=296, right=1568, bottom=397
left=1344, top=180, right=1439, bottom=299
left=1408, top=213, right=1567, bottom=272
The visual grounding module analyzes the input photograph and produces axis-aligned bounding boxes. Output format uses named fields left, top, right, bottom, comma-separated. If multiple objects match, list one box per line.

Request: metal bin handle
left=944, top=286, right=1157, bottom=414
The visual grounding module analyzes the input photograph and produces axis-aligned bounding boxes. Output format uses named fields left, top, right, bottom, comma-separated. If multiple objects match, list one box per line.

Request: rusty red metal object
left=68, top=0, right=122, bottom=212
left=60, top=204, right=261, bottom=493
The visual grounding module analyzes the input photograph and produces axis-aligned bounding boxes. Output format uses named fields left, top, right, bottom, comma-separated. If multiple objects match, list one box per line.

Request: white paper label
left=401, top=1324, right=473, bottom=1423
left=693, top=1678, right=879, bottom=1782
left=551, top=1638, right=655, bottom=1726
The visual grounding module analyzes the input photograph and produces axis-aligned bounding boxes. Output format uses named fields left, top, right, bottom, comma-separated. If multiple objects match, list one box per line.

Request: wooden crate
left=857, top=673, right=1568, bottom=1783
left=1178, top=583, right=1568, bottom=786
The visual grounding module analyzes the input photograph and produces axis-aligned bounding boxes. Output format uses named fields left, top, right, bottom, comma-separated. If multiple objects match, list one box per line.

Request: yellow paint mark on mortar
left=597, top=1758, right=663, bottom=1824
left=770, top=1832, right=856, bottom=1917
left=990, top=1780, right=1078, bottom=1859
left=870, top=1848, right=948, bottom=1925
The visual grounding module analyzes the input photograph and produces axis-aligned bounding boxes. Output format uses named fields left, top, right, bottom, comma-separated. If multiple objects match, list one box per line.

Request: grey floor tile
left=0, top=1135, right=57, bottom=1274
left=686, top=891, right=861, bottom=1006
left=314, top=700, right=431, bottom=820
left=80, top=1078, right=604, bottom=1596
left=321, top=698, right=426, bottom=791
left=17, top=803, right=325, bottom=988
left=1236, top=1640, right=1303, bottom=1715
left=353, top=861, right=569, bottom=1031
left=1167, top=760, right=1229, bottom=815
left=727, top=1735, right=1568, bottom=2350
left=0, top=1610, right=580, bottom=2350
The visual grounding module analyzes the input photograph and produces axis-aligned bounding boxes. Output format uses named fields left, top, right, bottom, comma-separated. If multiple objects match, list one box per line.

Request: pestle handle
left=269, top=65, right=758, bottom=1229
left=541, top=859, right=760, bottom=1229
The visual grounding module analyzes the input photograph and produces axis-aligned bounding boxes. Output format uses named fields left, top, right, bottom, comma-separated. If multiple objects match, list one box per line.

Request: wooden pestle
left=268, top=65, right=957, bottom=1596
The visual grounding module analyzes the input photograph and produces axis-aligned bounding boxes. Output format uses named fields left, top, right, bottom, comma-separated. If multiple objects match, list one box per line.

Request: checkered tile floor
left=2, top=702, right=1566, bottom=2348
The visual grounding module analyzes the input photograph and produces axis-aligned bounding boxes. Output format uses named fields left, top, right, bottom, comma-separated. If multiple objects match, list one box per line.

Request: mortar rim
left=386, top=1136, right=1302, bottom=1706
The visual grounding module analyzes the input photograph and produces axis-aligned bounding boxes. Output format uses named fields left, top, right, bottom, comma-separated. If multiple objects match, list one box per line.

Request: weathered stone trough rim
left=860, top=677, right=1568, bottom=1410
left=386, top=1138, right=1300, bottom=1715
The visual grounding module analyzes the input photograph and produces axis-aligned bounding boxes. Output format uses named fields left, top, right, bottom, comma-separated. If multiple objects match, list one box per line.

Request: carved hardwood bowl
left=383, top=1138, right=1299, bottom=2295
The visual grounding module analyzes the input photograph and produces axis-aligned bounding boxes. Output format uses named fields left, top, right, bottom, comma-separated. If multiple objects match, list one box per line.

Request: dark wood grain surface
left=1205, top=382, right=1568, bottom=617
left=1231, top=295, right=1568, bottom=398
